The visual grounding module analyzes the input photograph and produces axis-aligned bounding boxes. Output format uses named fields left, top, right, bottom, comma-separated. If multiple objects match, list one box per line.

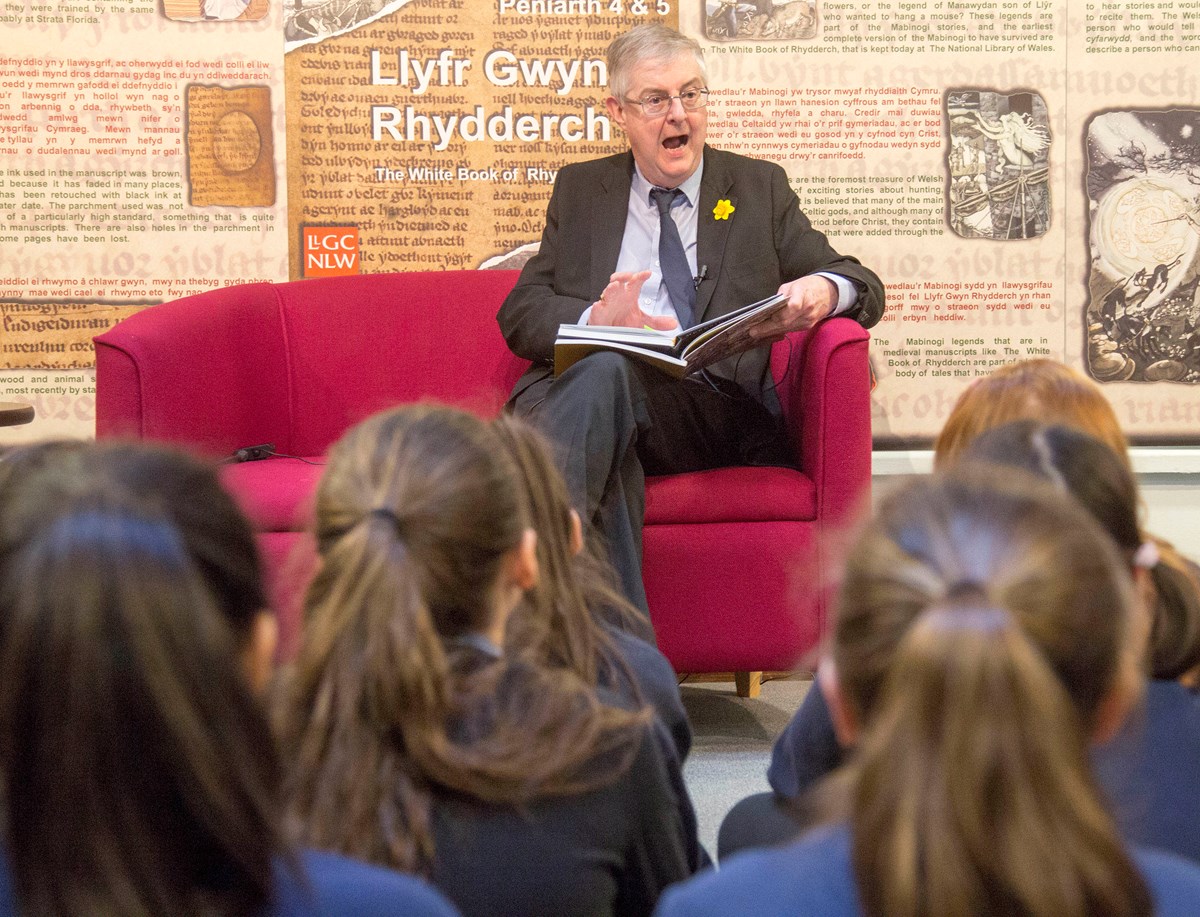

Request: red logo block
left=303, top=227, right=360, bottom=277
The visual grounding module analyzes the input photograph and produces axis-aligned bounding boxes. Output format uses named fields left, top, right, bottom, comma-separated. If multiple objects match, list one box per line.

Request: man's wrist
left=815, top=272, right=856, bottom=317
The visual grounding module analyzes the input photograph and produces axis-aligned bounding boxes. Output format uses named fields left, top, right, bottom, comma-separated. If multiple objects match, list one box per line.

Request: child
left=661, top=468, right=1200, bottom=916
left=278, top=404, right=692, bottom=916
left=0, top=441, right=456, bottom=916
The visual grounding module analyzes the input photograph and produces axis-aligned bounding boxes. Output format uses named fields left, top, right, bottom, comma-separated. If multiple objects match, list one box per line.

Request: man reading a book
left=497, top=23, right=884, bottom=615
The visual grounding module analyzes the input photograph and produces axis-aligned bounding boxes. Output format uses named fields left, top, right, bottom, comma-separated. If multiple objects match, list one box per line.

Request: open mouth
left=663, top=134, right=689, bottom=150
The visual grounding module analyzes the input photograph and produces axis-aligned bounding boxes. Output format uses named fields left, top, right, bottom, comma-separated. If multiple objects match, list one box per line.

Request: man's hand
left=749, top=275, right=838, bottom=342
left=589, top=271, right=679, bottom=330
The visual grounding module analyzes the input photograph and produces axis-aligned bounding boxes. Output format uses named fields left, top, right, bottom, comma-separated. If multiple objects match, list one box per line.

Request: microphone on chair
left=226, top=443, right=276, bottom=463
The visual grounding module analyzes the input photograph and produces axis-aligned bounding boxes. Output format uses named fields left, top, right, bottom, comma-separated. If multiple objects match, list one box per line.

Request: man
left=498, top=24, right=884, bottom=614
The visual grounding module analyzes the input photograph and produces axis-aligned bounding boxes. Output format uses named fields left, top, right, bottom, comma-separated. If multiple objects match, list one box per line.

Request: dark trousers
left=509, top=353, right=791, bottom=615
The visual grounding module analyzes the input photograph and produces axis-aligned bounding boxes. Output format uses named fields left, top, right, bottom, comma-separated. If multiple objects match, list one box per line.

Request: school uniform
left=423, top=642, right=695, bottom=916
left=0, top=848, right=460, bottom=917
left=427, top=716, right=692, bottom=917
left=1095, top=679, right=1200, bottom=863
left=657, top=824, right=1200, bottom=917
left=605, top=624, right=691, bottom=762
left=726, top=678, right=1200, bottom=866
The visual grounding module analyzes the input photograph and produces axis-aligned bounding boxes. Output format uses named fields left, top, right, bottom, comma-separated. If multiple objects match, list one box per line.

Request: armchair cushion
left=221, top=458, right=324, bottom=533
left=645, top=467, right=816, bottom=525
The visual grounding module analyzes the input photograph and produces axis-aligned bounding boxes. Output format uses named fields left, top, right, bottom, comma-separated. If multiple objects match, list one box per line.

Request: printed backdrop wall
left=3, top=0, right=1199, bottom=444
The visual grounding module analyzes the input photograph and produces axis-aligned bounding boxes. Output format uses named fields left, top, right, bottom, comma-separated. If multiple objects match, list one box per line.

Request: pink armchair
left=94, top=270, right=871, bottom=689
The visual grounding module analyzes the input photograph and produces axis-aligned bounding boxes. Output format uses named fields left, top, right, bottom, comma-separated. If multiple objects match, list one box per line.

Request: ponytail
left=832, top=469, right=1154, bottom=917
left=281, top=510, right=446, bottom=872
left=1144, top=539, right=1200, bottom=681
left=490, top=413, right=649, bottom=692
left=953, top=421, right=1200, bottom=686
left=849, top=601, right=1150, bottom=917
left=278, top=405, right=650, bottom=875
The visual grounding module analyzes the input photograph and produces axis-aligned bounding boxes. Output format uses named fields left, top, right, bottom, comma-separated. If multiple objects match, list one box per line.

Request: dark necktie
left=650, top=187, right=696, bottom=328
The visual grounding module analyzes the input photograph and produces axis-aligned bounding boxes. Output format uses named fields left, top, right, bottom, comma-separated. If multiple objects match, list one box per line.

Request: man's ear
left=818, top=659, right=859, bottom=748
left=568, top=508, right=584, bottom=557
left=508, top=527, right=540, bottom=592
left=244, top=611, right=278, bottom=694
left=606, top=95, right=627, bottom=129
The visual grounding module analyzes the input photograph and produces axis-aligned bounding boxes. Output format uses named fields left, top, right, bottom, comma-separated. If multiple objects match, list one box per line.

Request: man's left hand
left=749, top=275, right=837, bottom=342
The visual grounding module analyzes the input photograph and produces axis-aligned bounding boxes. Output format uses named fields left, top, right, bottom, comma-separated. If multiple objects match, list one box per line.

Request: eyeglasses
left=624, top=88, right=709, bottom=117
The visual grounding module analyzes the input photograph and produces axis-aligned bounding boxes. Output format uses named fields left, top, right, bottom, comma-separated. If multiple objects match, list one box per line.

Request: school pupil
left=964, top=421, right=1200, bottom=863
left=658, top=468, right=1200, bottom=917
left=491, top=413, right=693, bottom=759
left=0, top=441, right=457, bottom=917
left=726, top=361, right=1200, bottom=860
left=491, top=412, right=704, bottom=867
left=277, top=404, right=693, bottom=917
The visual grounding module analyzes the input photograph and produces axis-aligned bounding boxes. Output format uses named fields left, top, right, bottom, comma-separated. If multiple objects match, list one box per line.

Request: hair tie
left=367, top=506, right=405, bottom=536
left=1133, top=540, right=1160, bottom=570
left=943, top=580, right=989, bottom=603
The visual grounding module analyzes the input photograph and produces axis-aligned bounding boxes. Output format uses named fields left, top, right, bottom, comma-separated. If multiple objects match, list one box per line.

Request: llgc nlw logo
left=303, top=227, right=360, bottom=277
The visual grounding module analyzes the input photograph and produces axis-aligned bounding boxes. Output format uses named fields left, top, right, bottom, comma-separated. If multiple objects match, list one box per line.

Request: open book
left=553, top=292, right=788, bottom=378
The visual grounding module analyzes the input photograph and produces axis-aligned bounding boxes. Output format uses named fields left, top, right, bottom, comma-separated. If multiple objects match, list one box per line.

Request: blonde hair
left=835, top=468, right=1150, bottom=917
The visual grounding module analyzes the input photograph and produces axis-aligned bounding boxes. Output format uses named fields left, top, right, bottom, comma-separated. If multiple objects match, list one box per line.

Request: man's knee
left=559, top=351, right=637, bottom=388
left=544, top=352, right=646, bottom=414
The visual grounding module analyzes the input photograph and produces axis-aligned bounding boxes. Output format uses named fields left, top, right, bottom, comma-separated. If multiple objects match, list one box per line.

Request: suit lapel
left=695, top=147, right=734, bottom=323
left=591, top=153, right=634, bottom=297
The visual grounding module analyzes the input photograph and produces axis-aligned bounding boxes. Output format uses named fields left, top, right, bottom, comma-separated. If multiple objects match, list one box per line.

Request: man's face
left=606, top=53, right=707, bottom=190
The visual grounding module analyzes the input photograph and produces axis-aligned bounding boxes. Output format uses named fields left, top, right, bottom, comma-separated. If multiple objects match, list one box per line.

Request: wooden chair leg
left=734, top=671, right=762, bottom=698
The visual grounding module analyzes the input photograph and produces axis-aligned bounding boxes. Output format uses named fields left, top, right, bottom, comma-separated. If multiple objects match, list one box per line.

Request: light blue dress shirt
left=579, top=159, right=857, bottom=327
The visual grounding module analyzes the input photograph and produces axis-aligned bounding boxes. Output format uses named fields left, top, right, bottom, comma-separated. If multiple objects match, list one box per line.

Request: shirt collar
left=450, top=632, right=504, bottom=659
left=632, top=157, right=705, bottom=208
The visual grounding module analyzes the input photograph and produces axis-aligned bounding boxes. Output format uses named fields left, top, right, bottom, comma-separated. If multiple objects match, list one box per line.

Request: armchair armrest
left=770, top=318, right=872, bottom=524
left=94, top=283, right=294, bottom=456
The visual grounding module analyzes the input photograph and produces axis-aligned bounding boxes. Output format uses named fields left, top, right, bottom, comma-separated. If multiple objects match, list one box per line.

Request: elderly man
left=498, top=23, right=884, bottom=615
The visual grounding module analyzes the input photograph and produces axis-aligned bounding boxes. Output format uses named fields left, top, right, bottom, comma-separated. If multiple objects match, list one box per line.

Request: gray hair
left=606, top=24, right=706, bottom=102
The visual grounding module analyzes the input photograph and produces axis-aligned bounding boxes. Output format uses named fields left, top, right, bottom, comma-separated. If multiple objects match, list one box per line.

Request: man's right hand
left=589, top=271, right=679, bottom=330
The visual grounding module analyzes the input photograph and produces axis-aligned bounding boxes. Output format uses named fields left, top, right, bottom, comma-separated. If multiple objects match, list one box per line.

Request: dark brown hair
left=0, top=440, right=266, bottom=642
left=0, top=442, right=283, bottom=917
left=490, top=413, right=648, bottom=688
left=835, top=468, right=1151, bottom=917
left=278, top=404, right=648, bottom=873
left=963, top=420, right=1200, bottom=682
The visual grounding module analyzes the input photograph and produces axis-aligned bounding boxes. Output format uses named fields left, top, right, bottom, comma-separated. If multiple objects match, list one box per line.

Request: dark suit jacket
left=497, top=146, right=885, bottom=409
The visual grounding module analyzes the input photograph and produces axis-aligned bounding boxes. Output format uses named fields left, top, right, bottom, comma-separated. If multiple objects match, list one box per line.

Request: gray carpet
left=679, top=676, right=812, bottom=859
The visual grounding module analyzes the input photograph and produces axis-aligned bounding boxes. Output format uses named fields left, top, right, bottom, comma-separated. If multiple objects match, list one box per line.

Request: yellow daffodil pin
left=713, top=199, right=735, bottom=220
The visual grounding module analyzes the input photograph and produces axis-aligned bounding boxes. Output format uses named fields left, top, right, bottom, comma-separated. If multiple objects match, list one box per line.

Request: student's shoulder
left=1144, top=678, right=1200, bottom=721
left=1132, top=845, right=1200, bottom=916
left=654, top=825, right=860, bottom=917
left=604, top=626, right=692, bottom=759
left=274, top=850, right=459, bottom=917
left=606, top=626, right=678, bottom=693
